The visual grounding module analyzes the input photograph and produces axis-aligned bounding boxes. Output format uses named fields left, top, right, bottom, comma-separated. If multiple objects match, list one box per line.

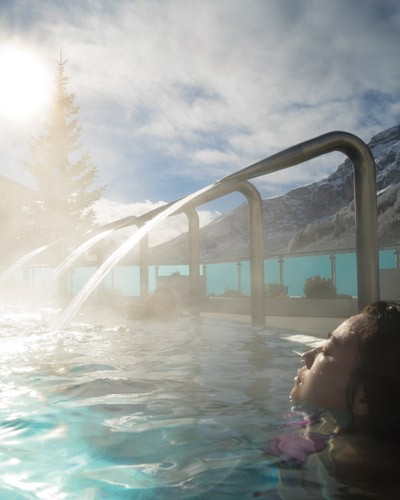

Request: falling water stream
left=57, top=183, right=217, bottom=328
left=39, top=228, right=115, bottom=301
left=39, top=217, right=141, bottom=302
left=0, top=243, right=54, bottom=285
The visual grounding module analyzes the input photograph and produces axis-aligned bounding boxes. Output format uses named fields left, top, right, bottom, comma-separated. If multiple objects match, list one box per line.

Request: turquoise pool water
left=0, top=308, right=341, bottom=498
left=3, top=308, right=395, bottom=499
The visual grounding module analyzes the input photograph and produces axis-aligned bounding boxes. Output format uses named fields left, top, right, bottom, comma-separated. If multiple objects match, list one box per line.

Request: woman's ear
left=352, top=384, right=369, bottom=416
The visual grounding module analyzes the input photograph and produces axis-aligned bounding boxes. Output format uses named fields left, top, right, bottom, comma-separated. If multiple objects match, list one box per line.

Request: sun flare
left=0, top=46, right=51, bottom=121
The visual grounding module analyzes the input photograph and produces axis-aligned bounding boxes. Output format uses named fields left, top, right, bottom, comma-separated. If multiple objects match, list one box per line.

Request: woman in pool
left=291, top=300, right=400, bottom=438
left=262, top=301, right=400, bottom=498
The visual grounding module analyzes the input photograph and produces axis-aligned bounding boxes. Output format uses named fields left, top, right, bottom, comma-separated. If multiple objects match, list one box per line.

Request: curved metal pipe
left=187, top=208, right=201, bottom=316
left=219, top=131, right=379, bottom=311
left=182, top=180, right=265, bottom=325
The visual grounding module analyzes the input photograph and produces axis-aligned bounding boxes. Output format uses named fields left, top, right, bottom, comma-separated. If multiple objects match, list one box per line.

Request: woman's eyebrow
left=327, top=332, right=338, bottom=344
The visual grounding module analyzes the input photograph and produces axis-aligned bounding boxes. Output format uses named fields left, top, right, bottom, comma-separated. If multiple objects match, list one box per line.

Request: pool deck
left=200, top=312, right=345, bottom=339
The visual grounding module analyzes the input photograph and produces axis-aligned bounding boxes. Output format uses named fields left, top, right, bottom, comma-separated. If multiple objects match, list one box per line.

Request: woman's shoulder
left=331, top=433, right=399, bottom=465
left=328, top=434, right=400, bottom=496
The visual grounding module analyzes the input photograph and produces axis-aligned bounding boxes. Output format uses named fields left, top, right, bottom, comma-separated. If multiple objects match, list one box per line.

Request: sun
left=0, top=45, right=51, bottom=121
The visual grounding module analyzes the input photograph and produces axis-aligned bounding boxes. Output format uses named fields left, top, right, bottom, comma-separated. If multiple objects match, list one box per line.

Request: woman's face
left=290, top=314, right=368, bottom=411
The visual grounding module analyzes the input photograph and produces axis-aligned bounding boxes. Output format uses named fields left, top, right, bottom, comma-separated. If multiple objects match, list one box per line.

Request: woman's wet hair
left=346, top=301, right=400, bottom=441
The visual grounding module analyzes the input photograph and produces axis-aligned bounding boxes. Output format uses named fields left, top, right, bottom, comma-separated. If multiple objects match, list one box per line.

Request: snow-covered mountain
left=150, top=124, right=400, bottom=263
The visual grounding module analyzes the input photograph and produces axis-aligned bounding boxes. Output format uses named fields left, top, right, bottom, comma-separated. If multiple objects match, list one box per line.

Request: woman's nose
left=301, top=349, right=316, bottom=369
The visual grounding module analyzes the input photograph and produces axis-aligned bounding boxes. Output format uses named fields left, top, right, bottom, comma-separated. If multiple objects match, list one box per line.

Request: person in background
left=128, top=286, right=178, bottom=321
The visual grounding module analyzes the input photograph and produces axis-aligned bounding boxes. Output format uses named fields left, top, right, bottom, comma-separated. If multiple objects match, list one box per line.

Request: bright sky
left=0, top=0, right=400, bottom=239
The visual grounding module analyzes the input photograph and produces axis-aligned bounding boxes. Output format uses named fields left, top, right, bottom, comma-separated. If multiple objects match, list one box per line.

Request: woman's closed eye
left=321, top=343, right=335, bottom=357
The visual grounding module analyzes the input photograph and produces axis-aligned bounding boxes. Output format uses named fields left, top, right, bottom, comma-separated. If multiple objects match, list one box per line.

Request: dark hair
left=346, top=301, right=400, bottom=441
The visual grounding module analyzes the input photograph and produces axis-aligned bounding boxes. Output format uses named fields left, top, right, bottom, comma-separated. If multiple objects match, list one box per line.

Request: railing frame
left=107, top=131, right=380, bottom=324
left=219, top=131, right=379, bottom=311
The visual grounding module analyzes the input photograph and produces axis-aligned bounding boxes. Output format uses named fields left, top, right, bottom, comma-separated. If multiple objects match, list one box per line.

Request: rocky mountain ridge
left=150, top=123, right=400, bottom=263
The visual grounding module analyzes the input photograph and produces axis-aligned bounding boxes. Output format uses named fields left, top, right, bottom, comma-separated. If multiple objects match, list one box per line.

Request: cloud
left=71, top=1, right=400, bottom=164
left=1, top=0, right=400, bottom=206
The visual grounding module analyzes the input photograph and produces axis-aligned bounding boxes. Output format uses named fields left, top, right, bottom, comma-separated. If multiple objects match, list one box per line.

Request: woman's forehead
left=332, top=314, right=368, bottom=342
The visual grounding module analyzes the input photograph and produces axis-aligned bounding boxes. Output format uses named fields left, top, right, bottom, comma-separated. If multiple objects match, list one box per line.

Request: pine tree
left=23, top=53, right=105, bottom=243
